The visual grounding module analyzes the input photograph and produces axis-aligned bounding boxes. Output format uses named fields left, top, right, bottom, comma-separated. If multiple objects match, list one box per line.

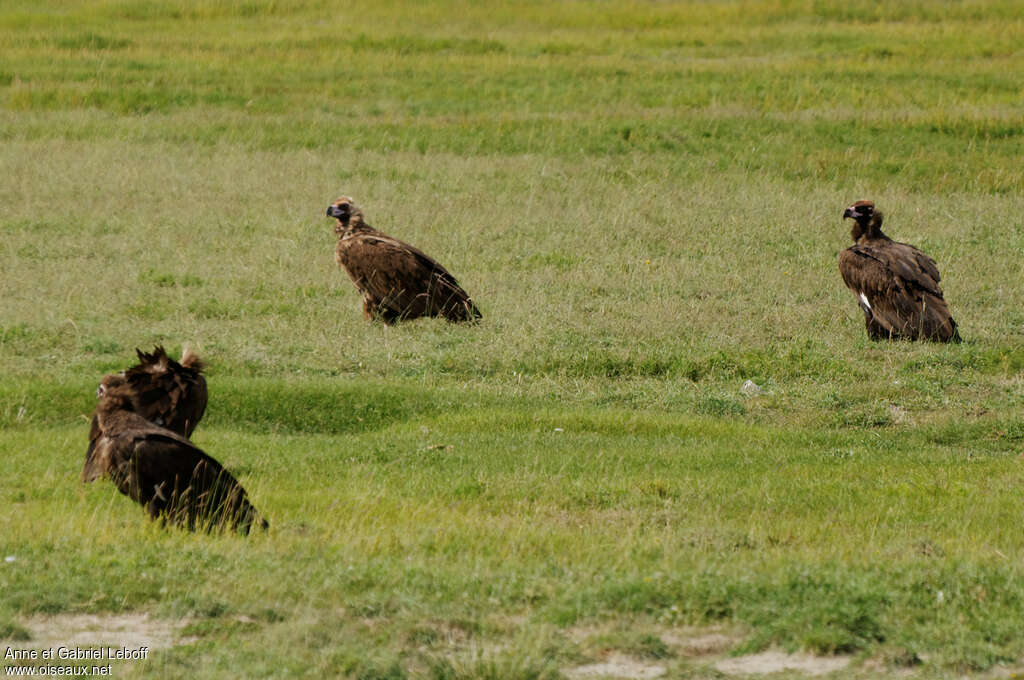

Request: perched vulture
left=83, top=375, right=267, bottom=534
left=838, top=200, right=960, bottom=342
left=85, top=346, right=208, bottom=465
left=325, top=197, right=482, bottom=324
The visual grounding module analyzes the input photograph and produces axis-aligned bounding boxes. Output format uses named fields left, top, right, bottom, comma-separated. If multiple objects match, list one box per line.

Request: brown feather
left=327, top=197, right=481, bottom=324
left=126, top=346, right=208, bottom=435
left=838, top=204, right=960, bottom=342
left=85, top=346, right=208, bottom=469
left=83, top=376, right=266, bottom=534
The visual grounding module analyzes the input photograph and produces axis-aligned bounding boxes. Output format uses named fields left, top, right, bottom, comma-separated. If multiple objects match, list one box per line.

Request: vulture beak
left=326, top=204, right=348, bottom=220
left=843, top=207, right=855, bottom=219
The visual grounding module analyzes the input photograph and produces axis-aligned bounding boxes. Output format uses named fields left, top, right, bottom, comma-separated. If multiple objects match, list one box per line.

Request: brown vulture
left=86, top=346, right=208, bottom=466
left=83, top=375, right=267, bottom=534
left=838, top=200, right=960, bottom=342
left=325, top=197, right=482, bottom=324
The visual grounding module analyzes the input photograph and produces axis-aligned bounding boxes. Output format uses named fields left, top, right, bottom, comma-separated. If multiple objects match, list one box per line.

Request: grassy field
left=2, top=1, right=1024, bottom=677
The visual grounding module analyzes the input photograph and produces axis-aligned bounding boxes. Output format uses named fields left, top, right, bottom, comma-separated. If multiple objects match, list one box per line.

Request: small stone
left=741, top=380, right=764, bottom=396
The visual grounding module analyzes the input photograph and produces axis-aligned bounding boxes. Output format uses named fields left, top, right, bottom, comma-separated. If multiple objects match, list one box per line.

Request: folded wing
left=839, top=243, right=959, bottom=342
left=338, top=234, right=481, bottom=323
left=84, top=420, right=266, bottom=534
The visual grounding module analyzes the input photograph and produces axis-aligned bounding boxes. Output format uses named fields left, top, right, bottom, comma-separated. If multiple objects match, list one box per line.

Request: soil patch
left=714, top=650, right=851, bottom=676
left=660, top=630, right=736, bottom=656
left=17, top=613, right=193, bottom=650
left=564, top=653, right=667, bottom=679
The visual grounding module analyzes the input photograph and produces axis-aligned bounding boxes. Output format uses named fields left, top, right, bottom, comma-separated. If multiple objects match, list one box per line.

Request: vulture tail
left=180, top=348, right=205, bottom=372
left=920, top=292, right=960, bottom=343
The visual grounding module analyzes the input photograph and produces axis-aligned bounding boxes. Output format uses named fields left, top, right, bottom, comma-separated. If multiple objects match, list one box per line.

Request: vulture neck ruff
left=335, top=209, right=373, bottom=239
left=852, top=211, right=889, bottom=244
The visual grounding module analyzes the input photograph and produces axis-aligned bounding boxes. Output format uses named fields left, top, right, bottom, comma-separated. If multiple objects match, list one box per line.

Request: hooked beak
left=843, top=207, right=855, bottom=220
left=326, top=205, right=348, bottom=219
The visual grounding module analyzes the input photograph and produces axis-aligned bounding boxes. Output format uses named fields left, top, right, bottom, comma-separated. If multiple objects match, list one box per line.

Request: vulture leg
left=362, top=297, right=377, bottom=322
left=377, top=303, right=403, bottom=325
left=854, top=293, right=892, bottom=340
left=865, top=316, right=893, bottom=341
left=364, top=297, right=400, bottom=325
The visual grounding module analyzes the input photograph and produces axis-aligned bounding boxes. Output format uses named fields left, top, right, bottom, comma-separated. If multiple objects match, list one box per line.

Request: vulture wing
left=337, top=233, right=481, bottom=323
left=839, top=244, right=959, bottom=341
left=82, top=427, right=120, bottom=483
left=84, top=416, right=266, bottom=534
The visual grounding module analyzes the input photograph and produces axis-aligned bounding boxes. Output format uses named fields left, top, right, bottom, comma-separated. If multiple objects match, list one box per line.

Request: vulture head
left=326, top=196, right=365, bottom=235
left=95, top=374, right=135, bottom=424
left=843, top=199, right=882, bottom=241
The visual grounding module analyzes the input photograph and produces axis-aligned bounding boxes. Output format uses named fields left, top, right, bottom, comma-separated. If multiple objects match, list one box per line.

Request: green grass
left=2, top=1, right=1024, bottom=677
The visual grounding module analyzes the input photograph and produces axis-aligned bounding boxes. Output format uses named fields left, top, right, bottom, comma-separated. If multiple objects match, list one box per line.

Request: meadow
left=2, top=1, right=1024, bottom=677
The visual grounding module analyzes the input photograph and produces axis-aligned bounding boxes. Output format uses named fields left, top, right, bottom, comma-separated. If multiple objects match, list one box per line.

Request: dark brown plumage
left=86, top=346, right=208, bottom=466
left=838, top=200, right=960, bottom=342
left=83, top=375, right=267, bottom=534
left=326, top=197, right=481, bottom=324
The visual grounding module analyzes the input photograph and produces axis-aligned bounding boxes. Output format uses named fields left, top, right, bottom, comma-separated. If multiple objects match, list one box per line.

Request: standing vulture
left=86, top=346, right=208, bottom=465
left=838, top=200, right=960, bottom=342
left=325, top=197, right=482, bottom=324
left=83, top=375, right=267, bottom=534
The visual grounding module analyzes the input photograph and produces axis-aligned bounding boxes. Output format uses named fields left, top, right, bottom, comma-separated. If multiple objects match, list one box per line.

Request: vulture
left=838, top=200, right=960, bottom=342
left=86, top=346, right=207, bottom=464
left=82, top=374, right=267, bottom=534
left=325, top=197, right=482, bottom=324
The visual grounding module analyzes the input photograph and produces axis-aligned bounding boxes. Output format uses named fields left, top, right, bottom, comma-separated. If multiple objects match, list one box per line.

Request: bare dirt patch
left=568, top=623, right=741, bottom=654
left=18, top=613, right=193, bottom=650
left=659, top=629, right=738, bottom=657
left=714, top=650, right=852, bottom=676
left=563, top=624, right=743, bottom=678
left=564, top=653, right=667, bottom=680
